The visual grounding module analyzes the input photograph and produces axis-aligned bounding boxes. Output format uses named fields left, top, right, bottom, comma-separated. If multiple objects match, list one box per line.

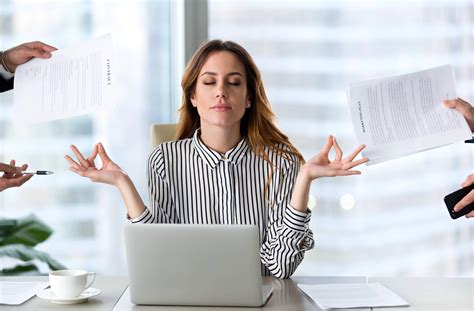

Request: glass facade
left=1, top=0, right=472, bottom=277
left=0, top=0, right=174, bottom=275
left=209, top=0, right=474, bottom=277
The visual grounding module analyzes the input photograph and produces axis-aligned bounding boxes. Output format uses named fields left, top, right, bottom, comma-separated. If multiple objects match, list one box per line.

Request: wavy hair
left=177, top=40, right=305, bottom=171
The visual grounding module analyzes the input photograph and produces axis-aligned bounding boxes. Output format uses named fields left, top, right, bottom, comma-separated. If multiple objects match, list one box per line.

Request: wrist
left=1, top=50, right=15, bottom=73
left=298, top=164, right=313, bottom=184
left=115, top=171, right=131, bottom=188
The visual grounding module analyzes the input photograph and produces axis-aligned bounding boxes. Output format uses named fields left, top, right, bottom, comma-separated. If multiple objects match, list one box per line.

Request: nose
left=215, top=84, right=228, bottom=99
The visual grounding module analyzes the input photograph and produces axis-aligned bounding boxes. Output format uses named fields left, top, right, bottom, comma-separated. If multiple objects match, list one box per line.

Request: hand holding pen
left=0, top=160, right=53, bottom=192
left=0, top=160, right=33, bottom=192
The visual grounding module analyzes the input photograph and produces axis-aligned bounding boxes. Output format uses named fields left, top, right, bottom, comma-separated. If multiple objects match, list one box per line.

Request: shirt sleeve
left=260, top=157, right=315, bottom=279
left=0, top=63, right=14, bottom=80
left=128, top=144, right=178, bottom=224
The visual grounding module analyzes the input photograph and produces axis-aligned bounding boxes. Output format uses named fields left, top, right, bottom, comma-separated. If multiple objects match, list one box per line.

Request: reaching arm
left=2, top=41, right=56, bottom=73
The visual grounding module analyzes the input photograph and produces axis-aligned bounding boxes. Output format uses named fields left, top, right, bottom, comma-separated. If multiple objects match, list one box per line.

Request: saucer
left=37, top=287, right=101, bottom=304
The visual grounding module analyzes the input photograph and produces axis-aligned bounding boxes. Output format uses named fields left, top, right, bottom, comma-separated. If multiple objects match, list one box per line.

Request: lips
left=211, top=104, right=231, bottom=111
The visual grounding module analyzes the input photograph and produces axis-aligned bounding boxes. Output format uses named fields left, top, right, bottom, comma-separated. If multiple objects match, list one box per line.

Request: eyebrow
left=200, top=71, right=244, bottom=78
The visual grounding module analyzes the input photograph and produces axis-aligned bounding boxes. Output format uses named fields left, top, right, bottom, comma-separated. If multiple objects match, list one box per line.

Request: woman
left=65, top=40, right=368, bottom=278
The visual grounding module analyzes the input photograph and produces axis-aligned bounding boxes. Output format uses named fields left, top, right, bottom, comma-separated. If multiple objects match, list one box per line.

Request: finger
left=453, top=190, right=474, bottom=212
left=6, top=160, right=16, bottom=178
left=337, top=170, right=362, bottom=176
left=443, top=98, right=472, bottom=115
left=97, top=143, right=112, bottom=162
left=466, top=210, right=474, bottom=218
left=64, top=155, right=82, bottom=170
left=5, top=174, right=33, bottom=188
left=29, top=41, right=57, bottom=53
left=19, top=46, right=49, bottom=61
left=457, top=97, right=471, bottom=105
left=88, top=144, right=98, bottom=160
left=343, top=157, right=369, bottom=169
left=332, top=136, right=343, bottom=161
left=3, top=160, right=19, bottom=178
left=70, top=145, right=91, bottom=168
left=69, top=166, right=93, bottom=179
left=23, top=41, right=56, bottom=57
left=461, top=174, right=474, bottom=188
left=319, top=135, right=333, bottom=156
left=343, top=144, right=366, bottom=162
left=0, top=163, right=22, bottom=174
left=87, top=144, right=99, bottom=167
left=69, top=166, right=86, bottom=177
left=12, top=164, right=28, bottom=178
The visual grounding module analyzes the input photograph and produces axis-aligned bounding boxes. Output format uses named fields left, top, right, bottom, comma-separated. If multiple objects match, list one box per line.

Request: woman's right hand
left=65, top=143, right=126, bottom=186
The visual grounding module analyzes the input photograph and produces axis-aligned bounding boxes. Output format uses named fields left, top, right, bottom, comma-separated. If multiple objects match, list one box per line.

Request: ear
left=190, top=93, right=197, bottom=107
left=246, top=97, right=251, bottom=108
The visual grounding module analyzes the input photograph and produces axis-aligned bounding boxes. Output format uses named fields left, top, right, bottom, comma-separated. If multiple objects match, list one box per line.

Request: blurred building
left=1, top=0, right=472, bottom=277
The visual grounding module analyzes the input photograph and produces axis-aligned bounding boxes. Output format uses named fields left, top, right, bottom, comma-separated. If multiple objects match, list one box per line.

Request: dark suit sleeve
left=0, top=76, right=14, bottom=93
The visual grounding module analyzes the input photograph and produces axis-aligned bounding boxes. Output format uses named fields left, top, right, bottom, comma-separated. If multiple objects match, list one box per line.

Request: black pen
left=21, top=171, right=54, bottom=175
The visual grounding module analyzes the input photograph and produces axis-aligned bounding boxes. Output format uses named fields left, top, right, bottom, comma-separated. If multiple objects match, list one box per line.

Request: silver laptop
left=124, top=224, right=273, bottom=307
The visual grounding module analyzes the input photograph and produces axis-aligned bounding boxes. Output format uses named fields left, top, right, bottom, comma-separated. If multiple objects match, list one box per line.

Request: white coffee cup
left=49, top=270, right=96, bottom=299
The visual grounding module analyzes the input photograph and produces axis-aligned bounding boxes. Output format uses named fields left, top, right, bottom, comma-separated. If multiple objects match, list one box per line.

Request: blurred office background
left=0, top=0, right=472, bottom=277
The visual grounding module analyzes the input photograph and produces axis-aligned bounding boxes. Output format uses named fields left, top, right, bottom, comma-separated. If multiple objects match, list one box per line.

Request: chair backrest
left=150, top=123, right=178, bottom=150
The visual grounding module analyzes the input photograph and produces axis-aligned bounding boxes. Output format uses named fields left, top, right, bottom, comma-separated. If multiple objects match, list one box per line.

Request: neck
left=200, top=124, right=242, bottom=154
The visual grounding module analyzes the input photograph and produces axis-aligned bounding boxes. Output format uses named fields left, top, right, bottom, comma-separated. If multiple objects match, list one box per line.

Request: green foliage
left=0, top=215, right=66, bottom=276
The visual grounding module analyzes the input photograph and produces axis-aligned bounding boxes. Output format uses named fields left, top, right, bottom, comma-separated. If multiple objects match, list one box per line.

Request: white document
left=112, top=286, right=133, bottom=310
left=13, top=34, right=113, bottom=126
left=347, top=65, right=472, bottom=165
left=0, top=281, right=49, bottom=305
left=297, top=283, right=409, bottom=309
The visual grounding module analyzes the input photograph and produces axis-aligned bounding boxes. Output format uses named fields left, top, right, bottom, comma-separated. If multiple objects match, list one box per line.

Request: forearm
left=290, top=167, right=312, bottom=212
left=116, top=174, right=146, bottom=218
left=261, top=207, right=314, bottom=278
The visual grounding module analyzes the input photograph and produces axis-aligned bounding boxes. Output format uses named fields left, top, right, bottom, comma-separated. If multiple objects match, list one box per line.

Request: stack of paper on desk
left=347, top=65, right=472, bottom=165
left=297, top=283, right=409, bottom=309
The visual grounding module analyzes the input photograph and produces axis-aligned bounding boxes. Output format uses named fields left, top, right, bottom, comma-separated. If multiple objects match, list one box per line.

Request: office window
left=209, top=0, right=474, bottom=277
left=0, top=0, right=176, bottom=274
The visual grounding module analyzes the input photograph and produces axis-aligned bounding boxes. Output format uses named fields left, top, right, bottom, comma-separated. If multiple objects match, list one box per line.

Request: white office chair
left=150, top=123, right=178, bottom=151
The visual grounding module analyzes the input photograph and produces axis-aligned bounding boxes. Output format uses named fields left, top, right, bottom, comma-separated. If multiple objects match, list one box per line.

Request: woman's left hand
left=301, top=135, right=368, bottom=181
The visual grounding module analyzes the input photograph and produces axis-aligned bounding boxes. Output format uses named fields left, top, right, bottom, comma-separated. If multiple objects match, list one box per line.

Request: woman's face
left=191, top=51, right=250, bottom=131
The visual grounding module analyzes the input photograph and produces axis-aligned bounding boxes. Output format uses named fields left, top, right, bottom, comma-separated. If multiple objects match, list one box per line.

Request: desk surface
left=2, top=276, right=473, bottom=310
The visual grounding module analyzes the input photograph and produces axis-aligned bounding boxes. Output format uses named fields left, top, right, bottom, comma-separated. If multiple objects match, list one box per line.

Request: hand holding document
left=13, top=34, right=113, bottom=126
left=347, top=65, right=472, bottom=165
left=297, top=283, right=409, bottom=309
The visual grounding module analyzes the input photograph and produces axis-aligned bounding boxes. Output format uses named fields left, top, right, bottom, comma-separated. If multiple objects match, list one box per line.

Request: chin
left=204, top=118, right=240, bottom=128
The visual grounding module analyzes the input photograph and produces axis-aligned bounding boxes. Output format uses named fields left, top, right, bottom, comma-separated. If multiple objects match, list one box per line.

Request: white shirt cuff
left=0, top=64, right=14, bottom=80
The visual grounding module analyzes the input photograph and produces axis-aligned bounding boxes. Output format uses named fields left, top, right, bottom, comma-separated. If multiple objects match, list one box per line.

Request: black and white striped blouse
left=130, top=129, right=314, bottom=278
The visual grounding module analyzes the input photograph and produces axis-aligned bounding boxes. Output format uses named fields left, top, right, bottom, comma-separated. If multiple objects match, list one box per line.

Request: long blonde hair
left=177, top=40, right=304, bottom=170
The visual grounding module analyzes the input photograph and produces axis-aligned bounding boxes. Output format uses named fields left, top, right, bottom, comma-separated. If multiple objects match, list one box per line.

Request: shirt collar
left=192, top=129, right=249, bottom=169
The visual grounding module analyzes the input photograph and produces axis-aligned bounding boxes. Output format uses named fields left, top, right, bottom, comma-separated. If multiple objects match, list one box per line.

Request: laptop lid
left=124, top=224, right=267, bottom=307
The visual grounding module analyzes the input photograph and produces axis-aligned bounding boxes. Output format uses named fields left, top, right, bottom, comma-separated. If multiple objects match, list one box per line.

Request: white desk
left=2, top=276, right=473, bottom=310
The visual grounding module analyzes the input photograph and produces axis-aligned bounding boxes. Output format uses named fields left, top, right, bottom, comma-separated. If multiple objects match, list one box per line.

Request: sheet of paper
left=112, top=286, right=133, bottom=310
left=13, top=34, right=113, bottom=126
left=0, top=281, right=49, bottom=305
left=347, top=65, right=471, bottom=165
left=297, top=283, right=409, bottom=309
